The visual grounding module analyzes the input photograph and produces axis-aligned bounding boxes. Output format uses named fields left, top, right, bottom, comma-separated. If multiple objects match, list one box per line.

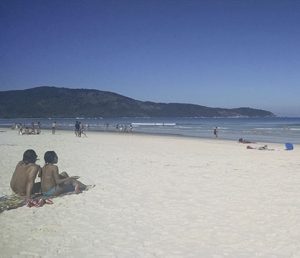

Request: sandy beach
left=0, top=128, right=299, bottom=258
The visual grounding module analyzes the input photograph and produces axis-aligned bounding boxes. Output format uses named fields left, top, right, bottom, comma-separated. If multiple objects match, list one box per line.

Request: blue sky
left=0, top=0, right=299, bottom=116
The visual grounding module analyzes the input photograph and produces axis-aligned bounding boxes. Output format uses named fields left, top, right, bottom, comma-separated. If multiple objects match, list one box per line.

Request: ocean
left=0, top=117, right=299, bottom=144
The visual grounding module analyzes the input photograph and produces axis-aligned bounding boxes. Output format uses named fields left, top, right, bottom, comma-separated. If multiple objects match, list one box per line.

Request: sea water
left=0, top=117, right=299, bottom=144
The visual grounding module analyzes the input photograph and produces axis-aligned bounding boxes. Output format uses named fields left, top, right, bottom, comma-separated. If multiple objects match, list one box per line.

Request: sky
left=0, top=0, right=299, bottom=116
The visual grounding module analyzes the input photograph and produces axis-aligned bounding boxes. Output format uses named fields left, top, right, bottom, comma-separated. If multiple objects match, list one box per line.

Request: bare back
left=41, top=164, right=60, bottom=193
left=10, top=161, right=40, bottom=196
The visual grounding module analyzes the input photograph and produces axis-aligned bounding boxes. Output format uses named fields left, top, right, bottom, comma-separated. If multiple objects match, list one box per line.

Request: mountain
left=0, top=86, right=274, bottom=118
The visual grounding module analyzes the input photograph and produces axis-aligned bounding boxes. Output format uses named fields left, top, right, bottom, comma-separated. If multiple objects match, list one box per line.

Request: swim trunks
left=62, top=184, right=75, bottom=194
left=42, top=184, right=75, bottom=197
left=42, top=187, right=56, bottom=197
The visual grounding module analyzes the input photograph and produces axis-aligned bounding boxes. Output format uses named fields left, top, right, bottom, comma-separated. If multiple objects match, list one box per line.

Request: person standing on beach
left=213, top=127, right=218, bottom=138
left=41, top=151, right=87, bottom=197
left=31, top=122, right=35, bottom=134
left=75, top=121, right=80, bottom=136
left=37, top=121, right=41, bottom=134
left=18, top=123, right=24, bottom=135
left=80, top=122, right=87, bottom=137
left=52, top=121, right=56, bottom=134
left=10, top=149, right=41, bottom=201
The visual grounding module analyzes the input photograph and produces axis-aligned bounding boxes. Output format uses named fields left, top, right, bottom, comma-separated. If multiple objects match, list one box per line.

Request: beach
left=0, top=128, right=299, bottom=258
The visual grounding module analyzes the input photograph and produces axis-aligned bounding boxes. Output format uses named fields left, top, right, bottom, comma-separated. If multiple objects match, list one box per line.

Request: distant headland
left=0, top=86, right=274, bottom=118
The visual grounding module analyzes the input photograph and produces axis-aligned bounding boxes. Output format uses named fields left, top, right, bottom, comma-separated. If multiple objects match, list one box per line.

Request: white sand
left=0, top=128, right=300, bottom=258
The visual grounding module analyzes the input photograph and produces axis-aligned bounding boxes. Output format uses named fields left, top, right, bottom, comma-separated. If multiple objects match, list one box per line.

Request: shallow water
left=1, top=117, right=299, bottom=144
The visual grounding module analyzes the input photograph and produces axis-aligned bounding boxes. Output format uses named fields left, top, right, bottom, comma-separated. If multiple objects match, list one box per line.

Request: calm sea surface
left=0, top=117, right=299, bottom=144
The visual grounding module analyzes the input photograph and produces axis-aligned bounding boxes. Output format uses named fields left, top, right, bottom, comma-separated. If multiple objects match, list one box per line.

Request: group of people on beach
left=12, top=122, right=42, bottom=135
left=10, top=149, right=87, bottom=202
left=75, top=121, right=88, bottom=137
left=116, top=123, right=133, bottom=132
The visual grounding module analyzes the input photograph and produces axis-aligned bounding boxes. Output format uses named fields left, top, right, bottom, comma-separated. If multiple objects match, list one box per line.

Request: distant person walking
left=52, top=121, right=56, bottom=134
left=213, top=127, right=218, bottom=138
left=75, top=121, right=80, bottom=137
left=80, top=122, right=87, bottom=137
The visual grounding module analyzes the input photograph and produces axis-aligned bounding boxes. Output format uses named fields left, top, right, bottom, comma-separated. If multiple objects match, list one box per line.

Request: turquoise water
left=0, top=117, right=299, bottom=144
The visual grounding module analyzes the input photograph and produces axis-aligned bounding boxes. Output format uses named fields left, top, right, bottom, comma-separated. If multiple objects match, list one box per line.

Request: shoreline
left=0, top=126, right=294, bottom=146
left=1, top=116, right=300, bottom=144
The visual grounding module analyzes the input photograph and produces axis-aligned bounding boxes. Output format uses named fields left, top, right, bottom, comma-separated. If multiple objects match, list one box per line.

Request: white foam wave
left=132, top=123, right=176, bottom=127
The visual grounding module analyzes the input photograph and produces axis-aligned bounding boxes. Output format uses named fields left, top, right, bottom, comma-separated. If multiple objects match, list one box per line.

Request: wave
left=254, top=128, right=276, bottom=130
left=132, top=123, right=176, bottom=126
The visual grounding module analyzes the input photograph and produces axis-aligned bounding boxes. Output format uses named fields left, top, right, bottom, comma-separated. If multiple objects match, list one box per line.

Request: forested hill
left=0, top=86, right=274, bottom=118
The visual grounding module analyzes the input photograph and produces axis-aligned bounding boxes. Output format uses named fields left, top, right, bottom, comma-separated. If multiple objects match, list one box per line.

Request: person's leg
left=71, top=179, right=86, bottom=192
left=65, top=179, right=87, bottom=193
left=55, top=179, right=86, bottom=195
left=58, top=172, right=86, bottom=193
left=53, top=185, right=66, bottom=196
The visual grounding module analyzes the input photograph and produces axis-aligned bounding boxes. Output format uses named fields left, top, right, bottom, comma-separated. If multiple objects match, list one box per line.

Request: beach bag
left=285, top=143, right=294, bottom=150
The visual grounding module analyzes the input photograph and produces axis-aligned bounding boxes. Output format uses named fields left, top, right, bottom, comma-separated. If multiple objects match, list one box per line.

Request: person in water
left=10, top=149, right=41, bottom=200
left=41, top=151, right=87, bottom=197
left=213, top=127, right=218, bottom=138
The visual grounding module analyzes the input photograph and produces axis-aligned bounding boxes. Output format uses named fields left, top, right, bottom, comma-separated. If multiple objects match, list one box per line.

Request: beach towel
left=0, top=185, right=95, bottom=213
left=0, top=194, right=25, bottom=213
left=285, top=143, right=294, bottom=150
left=0, top=194, right=53, bottom=213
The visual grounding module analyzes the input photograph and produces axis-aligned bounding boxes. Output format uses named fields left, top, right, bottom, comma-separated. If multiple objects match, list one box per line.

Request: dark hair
left=23, top=149, right=38, bottom=164
left=44, top=151, right=58, bottom=164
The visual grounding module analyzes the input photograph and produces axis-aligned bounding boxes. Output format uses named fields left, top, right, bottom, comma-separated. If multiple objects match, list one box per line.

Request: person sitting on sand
left=52, top=121, right=56, bottom=134
left=41, top=151, right=87, bottom=197
left=10, top=149, right=41, bottom=201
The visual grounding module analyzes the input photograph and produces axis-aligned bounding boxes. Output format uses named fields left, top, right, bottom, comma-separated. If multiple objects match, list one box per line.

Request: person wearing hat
left=10, top=149, right=41, bottom=200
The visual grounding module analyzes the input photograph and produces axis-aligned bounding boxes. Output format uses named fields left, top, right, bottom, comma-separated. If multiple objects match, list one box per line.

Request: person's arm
left=25, top=166, right=38, bottom=200
left=10, top=162, right=21, bottom=189
left=52, top=167, right=78, bottom=185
